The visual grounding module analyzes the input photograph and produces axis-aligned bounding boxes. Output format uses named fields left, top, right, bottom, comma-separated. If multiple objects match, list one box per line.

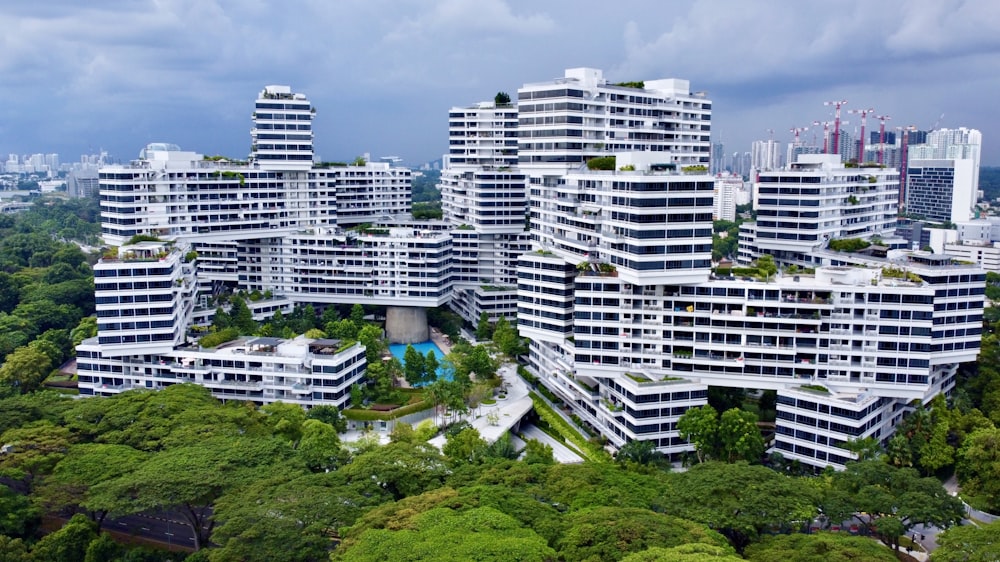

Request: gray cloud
left=0, top=0, right=997, bottom=165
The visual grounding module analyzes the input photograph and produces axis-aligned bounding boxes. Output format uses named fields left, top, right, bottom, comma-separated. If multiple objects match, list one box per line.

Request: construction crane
left=789, top=126, right=809, bottom=144
left=823, top=100, right=848, bottom=155
left=876, top=114, right=892, bottom=165
left=847, top=107, right=875, bottom=163
left=813, top=121, right=832, bottom=154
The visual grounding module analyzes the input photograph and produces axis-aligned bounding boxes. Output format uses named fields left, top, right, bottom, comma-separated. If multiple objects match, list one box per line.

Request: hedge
left=529, top=392, right=610, bottom=463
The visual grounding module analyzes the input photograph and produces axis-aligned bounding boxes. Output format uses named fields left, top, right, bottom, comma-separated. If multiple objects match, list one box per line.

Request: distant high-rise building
left=751, top=140, right=781, bottom=171
left=870, top=131, right=896, bottom=146
left=908, top=127, right=982, bottom=196
left=713, top=174, right=743, bottom=221
left=711, top=142, right=725, bottom=174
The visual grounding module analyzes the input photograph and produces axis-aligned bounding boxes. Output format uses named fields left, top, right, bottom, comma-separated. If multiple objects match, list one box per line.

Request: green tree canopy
left=334, top=506, right=556, bottom=562
left=743, top=533, right=896, bottom=561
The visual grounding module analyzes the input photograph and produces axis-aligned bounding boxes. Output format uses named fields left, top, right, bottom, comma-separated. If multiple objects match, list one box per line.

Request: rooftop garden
left=587, top=156, right=616, bottom=171
left=613, top=81, right=645, bottom=89
left=828, top=238, right=871, bottom=253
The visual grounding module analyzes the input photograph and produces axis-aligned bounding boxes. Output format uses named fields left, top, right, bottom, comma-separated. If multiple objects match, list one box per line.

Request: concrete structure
left=385, top=306, right=429, bottom=344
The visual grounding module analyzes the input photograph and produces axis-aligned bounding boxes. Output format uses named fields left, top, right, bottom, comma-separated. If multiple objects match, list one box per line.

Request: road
left=104, top=511, right=204, bottom=550
left=519, top=423, right=585, bottom=463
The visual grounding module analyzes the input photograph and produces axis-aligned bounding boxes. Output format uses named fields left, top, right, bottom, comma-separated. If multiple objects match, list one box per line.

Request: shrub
left=587, top=156, right=616, bottom=171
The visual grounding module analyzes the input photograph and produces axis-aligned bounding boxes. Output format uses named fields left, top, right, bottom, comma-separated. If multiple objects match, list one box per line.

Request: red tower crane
left=847, top=107, right=875, bottom=163
left=813, top=121, right=832, bottom=154
left=823, top=100, right=848, bottom=156
left=789, top=126, right=809, bottom=144
left=876, top=114, right=892, bottom=165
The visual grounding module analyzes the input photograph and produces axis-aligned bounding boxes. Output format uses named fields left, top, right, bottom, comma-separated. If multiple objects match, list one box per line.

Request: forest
left=0, top=194, right=999, bottom=561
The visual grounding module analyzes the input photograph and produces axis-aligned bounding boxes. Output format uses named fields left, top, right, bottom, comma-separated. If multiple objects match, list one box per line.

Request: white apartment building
left=751, top=139, right=781, bottom=171
left=92, top=241, right=197, bottom=357
left=77, top=335, right=366, bottom=409
left=251, top=85, right=315, bottom=169
left=440, top=100, right=530, bottom=326
left=512, top=69, right=982, bottom=469
left=713, top=174, right=743, bottom=221
left=944, top=241, right=1000, bottom=272
left=745, top=154, right=900, bottom=266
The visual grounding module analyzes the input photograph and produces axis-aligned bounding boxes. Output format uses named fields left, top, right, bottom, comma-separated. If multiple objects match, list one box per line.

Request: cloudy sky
left=2, top=0, right=999, bottom=166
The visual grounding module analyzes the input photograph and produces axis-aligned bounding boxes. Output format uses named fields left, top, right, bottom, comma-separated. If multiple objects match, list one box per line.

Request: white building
left=77, top=335, right=367, bottom=409
left=746, top=154, right=900, bottom=266
left=439, top=99, right=530, bottom=326
left=512, top=69, right=983, bottom=469
left=713, top=174, right=743, bottom=221
left=906, top=158, right=977, bottom=224
left=751, top=140, right=781, bottom=171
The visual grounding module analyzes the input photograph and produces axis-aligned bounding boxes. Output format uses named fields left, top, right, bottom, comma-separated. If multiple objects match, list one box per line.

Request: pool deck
left=429, top=327, right=452, bottom=355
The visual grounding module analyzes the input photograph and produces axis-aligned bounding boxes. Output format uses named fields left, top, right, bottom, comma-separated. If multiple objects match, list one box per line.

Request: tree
left=0, top=421, right=72, bottom=493
left=357, top=324, right=385, bottom=364
left=743, top=533, right=896, bottom=562
left=492, top=315, right=523, bottom=358
left=87, top=436, right=295, bottom=550
left=830, top=460, right=965, bottom=551
left=677, top=405, right=718, bottom=463
left=0, top=346, right=52, bottom=394
left=755, top=254, right=777, bottom=281
left=297, top=419, right=345, bottom=472
left=717, top=408, right=765, bottom=463
left=261, top=401, right=307, bottom=444
left=934, top=519, right=1000, bottom=562
left=617, top=439, right=662, bottom=465
left=83, top=533, right=125, bottom=562
left=443, top=427, right=488, bottom=465
left=664, top=462, right=818, bottom=553
left=424, top=351, right=439, bottom=384
left=0, top=535, right=29, bottom=562
left=957, top=427, right=1000, bottom=512
left=475, top=311, right=492, bottom=341
left=326, top=318, right=358, bottom=341
left=305, top=405, right=347, bottom=433
left=620, top=543, right=742, bottom=562
left=557, top=507, right=731, bottom=562
left=0, top=484, right=39, bottom=538
left=339, top=442, right=447, bottom=501
left=403, top=344, right=427, bottom=386
left=350, top=303, right=365, bottom=328
left=334, top=506, right=555, bottom=562
left=211, top=471, right=387, bottom=562
left=229, top=296, right=256, bottom=334
left=523, top=439, right=555, bottom=465
left=35, top=443, right=148, bottom=529
left=29, top=513, right=97, bottom=562
left=494, top=92, right=511, bottom=105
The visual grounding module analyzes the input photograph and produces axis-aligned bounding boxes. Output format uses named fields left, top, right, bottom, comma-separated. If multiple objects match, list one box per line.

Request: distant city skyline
left=1, top=0, right=998, bottom=166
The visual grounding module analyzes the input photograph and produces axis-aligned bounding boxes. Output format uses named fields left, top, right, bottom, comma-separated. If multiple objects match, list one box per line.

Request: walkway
left=428, top=362, right=535, bottom=449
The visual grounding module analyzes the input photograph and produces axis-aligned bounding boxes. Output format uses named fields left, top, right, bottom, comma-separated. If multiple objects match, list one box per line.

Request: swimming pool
left=388, top=341, right=450, bottom=382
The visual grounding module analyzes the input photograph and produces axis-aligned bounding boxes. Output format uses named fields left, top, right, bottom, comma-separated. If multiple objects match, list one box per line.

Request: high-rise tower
left=251, top=85, right=314, bottom=169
